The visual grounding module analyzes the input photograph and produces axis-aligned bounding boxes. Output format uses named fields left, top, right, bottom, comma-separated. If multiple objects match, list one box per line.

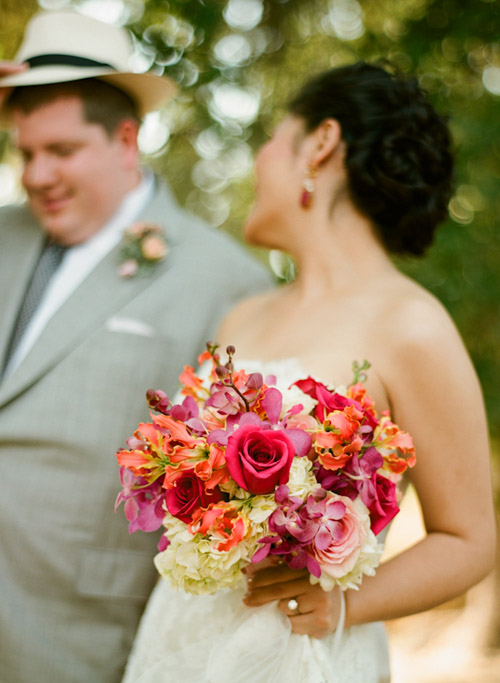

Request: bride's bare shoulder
left=375, top=272, right=474, bottom=388
left=383, top=273, right=461, bottom=347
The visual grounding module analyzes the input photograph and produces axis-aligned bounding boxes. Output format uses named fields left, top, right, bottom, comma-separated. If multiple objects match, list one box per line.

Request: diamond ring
left=287, top=598, right=299, bottom=614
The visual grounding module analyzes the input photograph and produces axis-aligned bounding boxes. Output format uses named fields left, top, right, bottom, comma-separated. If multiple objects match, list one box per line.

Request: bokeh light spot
left=223, top=0, right=264, bottom=32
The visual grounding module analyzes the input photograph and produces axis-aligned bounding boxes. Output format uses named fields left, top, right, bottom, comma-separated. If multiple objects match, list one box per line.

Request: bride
left=123, top=62, right=496, bottom=682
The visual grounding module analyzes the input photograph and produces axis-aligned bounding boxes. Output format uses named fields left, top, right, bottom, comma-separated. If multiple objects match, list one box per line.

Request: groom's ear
left=309, top=119, right=345, bottom=168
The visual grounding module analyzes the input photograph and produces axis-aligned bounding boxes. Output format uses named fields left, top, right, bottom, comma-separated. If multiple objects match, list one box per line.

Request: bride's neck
left=284, top=200, right=395, bottom=301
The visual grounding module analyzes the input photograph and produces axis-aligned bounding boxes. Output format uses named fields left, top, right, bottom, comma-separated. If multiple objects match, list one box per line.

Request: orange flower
left=347, top=382, right=377, bottom=418
left=231, top=369, right=250, bottom=389
left=179, top=366, right=207, bottom=399
left=115, top=447, right=165, bottom=482
left=162, top=461, right=198, bottom=489
left=326, top=408, right=362, bottom=440
left=197, top=350, right=213, bottom=365
left=215, top=515, right=246, bottom=551
left=192, top=504, right=247, bottom=551
left=117, top=414, right=210, bottom=489
left=115, top=422, right=170, bottom=481
left=374, top=414, right=416, bottom=473
left=153, top=413, right=202, bottom=448
left=194, top=443, right=230, bottom=489
left=160, top=441, right=210, bottom=490
left=116, top=448, right=152, bottom=472
left=314, top=406, right=364, bottom=470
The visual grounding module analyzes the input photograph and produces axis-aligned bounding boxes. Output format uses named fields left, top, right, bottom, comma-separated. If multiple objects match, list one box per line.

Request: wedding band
left=287, top=598, right=299, bottom=614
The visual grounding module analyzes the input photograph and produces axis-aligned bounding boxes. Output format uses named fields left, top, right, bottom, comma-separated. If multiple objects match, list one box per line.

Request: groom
left=0, top=10, right=270, bottom=683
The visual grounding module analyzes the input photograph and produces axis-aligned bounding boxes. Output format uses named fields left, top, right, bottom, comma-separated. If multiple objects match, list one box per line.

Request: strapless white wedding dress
left=122, top=359, right=391, bottom=683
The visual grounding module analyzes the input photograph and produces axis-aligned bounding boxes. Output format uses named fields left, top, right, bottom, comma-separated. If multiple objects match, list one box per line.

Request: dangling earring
left=300, top=165, right=317, bottom=208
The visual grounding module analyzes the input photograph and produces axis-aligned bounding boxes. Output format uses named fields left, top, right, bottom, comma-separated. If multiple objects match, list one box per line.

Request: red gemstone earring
left=300, top=165, right=317, bottom=208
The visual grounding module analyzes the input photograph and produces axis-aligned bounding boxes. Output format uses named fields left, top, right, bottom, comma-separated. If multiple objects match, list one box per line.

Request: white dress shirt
left=4, top=171, right=155, bottom=379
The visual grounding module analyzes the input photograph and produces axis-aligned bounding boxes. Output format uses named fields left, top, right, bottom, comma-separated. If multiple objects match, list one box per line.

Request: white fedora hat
left=0, top=10, right=177, bottom=118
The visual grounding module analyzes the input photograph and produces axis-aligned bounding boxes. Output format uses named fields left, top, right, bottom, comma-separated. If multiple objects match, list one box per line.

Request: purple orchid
left=115, top=467, right=165, bottom=537
left=206, top=385, right=246, bottom=415
left=343, top=447, right=384, bottom=508
left=146, top=389, right=170, bottom=415
left=252, top=486, right=322, bottom=576
left=303, top=490, right=347, bottom=550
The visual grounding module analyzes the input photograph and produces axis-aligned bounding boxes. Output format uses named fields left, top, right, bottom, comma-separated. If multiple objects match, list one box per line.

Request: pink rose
left=310, top=495, right=366, bottom=578
left=127, top=221, right=149, bottom=237
left=165, top=471, right=223, bottom=523
left=118, top=258, right=139, bottom=278
left=141, top=234, right=168, bottom=261
left=225, top=425, right=295, bottom=495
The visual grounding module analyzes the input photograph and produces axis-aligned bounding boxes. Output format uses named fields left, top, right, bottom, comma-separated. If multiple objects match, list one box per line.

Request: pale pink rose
left=118, top=258, right=139, bottom=278
left=141, top=234, right=168, bottom=261
left=127, top=221, right=149, bottom=237
left=286, top=413, right=317, bottom=431
left=310, top=494, right=367, bottom=578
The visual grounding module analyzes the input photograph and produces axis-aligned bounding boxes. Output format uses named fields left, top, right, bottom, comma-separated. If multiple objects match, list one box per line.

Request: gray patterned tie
left=3, top=241, right=67, bottom=373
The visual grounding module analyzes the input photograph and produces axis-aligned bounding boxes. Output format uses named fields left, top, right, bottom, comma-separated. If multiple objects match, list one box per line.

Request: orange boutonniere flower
left=119, top=221, right=168, bottom=278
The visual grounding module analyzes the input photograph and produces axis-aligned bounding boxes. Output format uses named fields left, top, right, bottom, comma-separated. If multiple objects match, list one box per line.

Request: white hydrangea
left=280, top=385, right=317, bottom=418
left=154, top=512, right=264, bottom=594
left=287, top=456, right=318, bottom=499
left=245, top=494, right=277, bottom=525
left=219, top=478, right=240, bottom=498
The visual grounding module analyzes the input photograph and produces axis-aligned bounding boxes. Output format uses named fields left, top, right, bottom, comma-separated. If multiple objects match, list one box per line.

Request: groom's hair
left=7, top=78, right=140, bottom=137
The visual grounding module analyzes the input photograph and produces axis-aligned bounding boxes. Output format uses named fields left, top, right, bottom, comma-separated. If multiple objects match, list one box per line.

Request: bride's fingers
left=277, top=588, right=333, bottom=617
left=279, top=595, right=313, bottom=617
left=286, top=613, right=339, bottom=639
left=242, top=556, right=280, bottom=575
left=279, top=589, right=342, bottom=639
left=243, top=571, right=342, bottom=639
left=245, top=563, right=308, bottom=587
left=243, top=575, right=311, bottom=606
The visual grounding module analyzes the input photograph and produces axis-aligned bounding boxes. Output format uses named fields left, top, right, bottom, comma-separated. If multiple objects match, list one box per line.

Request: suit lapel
left=0, top=210, right=44, bottom=367
left=0, top=180, right=181, bottom=407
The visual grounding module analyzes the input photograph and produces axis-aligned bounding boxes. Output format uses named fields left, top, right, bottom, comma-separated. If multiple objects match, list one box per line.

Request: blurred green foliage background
left=1, top=0, right=499, bottom=440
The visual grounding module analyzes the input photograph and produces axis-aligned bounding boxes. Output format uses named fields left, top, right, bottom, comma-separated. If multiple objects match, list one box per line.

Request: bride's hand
left=243, top=559, right=342, bottom=639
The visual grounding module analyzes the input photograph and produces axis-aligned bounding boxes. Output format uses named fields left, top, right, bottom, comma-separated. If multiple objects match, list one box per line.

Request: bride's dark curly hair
left=288, top=62, right=454, bottom=256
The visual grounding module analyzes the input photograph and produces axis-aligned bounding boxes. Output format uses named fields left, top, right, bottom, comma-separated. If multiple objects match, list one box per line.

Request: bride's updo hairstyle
left=288, top=62, right=454, bottom=256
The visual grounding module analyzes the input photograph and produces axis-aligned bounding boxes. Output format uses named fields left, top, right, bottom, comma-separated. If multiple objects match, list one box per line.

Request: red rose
left=225, top=425, right=295, bottom=495
left=294, top=377, right=353, bottom=421
left=294, top=377, right=378, bottom=431
left=368, top=474, right=399, bottom=535
left=165, top=471, right=223, bottom=523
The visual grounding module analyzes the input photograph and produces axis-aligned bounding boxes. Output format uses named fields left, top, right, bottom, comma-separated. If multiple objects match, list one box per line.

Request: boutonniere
left=119, top=221, right=169, bottom=278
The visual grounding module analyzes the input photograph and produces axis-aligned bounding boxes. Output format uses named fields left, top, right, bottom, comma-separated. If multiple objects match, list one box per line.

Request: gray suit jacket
left=0, top=180, right=271, bottom=683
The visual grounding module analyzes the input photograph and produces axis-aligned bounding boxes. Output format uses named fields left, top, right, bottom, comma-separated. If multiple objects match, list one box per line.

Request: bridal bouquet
left=116, top=344, right=415, bottom=595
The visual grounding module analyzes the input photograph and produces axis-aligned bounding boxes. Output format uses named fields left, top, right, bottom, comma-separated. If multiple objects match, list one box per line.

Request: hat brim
left=0, top=66, right=177, bottom=125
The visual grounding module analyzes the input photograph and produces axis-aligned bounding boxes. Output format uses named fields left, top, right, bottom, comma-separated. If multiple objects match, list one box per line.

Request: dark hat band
left=25, top=54, right=114, bottom=70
